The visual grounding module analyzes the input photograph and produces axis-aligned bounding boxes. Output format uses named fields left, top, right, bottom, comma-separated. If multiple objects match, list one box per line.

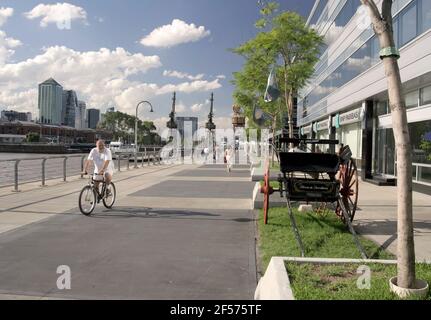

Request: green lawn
left=258, top=207, right=431, bottom=300
left=258, top=207, right=394, bottom=270
left=286, top=262, right=431, bottom=300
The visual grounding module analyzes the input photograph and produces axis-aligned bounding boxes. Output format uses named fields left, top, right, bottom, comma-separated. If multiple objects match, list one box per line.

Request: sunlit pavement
left=0, top=164, right=257, bottom=300
left=354, top=181, right=431, bottom=262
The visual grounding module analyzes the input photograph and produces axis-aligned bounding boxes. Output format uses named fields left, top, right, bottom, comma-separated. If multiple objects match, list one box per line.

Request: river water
left=0, top=152, right=130, bottom=188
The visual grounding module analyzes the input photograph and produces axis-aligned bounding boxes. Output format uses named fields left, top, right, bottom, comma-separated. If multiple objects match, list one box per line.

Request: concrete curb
left=255, top=257, right=400, bottom=300
left=252, top=183, right=287, bottom=209
left=254, top=257, right=294, bottom=300
left=250, top=167, right=280, bottom=182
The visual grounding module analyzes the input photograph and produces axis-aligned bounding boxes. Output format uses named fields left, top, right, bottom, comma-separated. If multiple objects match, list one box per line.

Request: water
left=0, top=152, right=131, bottom=188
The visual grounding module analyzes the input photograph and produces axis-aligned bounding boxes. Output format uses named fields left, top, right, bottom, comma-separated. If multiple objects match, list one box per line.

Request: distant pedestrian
left=224, top=145, right=234, bottom=172
left=203, top=147, right=210, bottom=163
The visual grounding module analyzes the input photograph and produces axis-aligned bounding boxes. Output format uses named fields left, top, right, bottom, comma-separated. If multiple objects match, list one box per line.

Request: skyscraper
left=76, top=101, right=87, bottom=129
left=87, top=108, right=100, bottom=129
left=38, top=78, right=63, bottom=124
left=62, top=90, right=78, bottom=127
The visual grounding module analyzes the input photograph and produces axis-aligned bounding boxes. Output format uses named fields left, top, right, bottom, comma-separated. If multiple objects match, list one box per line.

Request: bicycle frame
left=88, top=174, right=107, bottom=201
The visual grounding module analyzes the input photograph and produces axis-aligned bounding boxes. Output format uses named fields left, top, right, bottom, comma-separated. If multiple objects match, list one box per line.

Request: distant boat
left=109, top=141, right=135, bottom=158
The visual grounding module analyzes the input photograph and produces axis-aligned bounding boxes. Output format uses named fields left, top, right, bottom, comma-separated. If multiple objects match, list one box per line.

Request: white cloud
left=190, top=103, right=203, bottom=113
left=163, top=70, right=204, bottom=81
left=114, top=79, right=221, bottom=113
left=0, top=30, right=22, bottom=65
left=0, top=46, right=161, bottom=116
left=0, top=7, right=13, bottom=27
left=24, top=3, right=87, bottom=28
left=140, top=19, right=210, bottom=48
left=216, top=74, right=226, bottom=79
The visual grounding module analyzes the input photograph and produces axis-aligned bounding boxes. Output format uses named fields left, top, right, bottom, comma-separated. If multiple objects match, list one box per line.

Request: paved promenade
left=354, top=181, right=431, bottom=262
left=0, top=163, right=257, bottom=300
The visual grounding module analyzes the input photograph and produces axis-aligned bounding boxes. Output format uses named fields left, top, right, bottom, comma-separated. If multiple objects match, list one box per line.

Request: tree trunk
left=362, top=0, right=416, bottom=289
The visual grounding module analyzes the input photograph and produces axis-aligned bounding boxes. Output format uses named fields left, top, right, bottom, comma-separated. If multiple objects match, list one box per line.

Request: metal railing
left=0, top=147, right=163, bottom=192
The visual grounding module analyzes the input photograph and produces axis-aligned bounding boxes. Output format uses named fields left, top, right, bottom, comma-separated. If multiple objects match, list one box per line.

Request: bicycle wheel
left=103, top=183, right=116, bottom=209
left=79, top=186, right=97, bottom=216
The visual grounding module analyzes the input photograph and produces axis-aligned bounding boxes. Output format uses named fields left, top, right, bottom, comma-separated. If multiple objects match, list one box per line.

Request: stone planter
left=389, top=277, right=429, bottom=299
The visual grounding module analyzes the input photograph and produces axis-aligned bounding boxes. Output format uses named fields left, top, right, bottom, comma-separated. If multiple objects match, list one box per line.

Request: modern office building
left=38, top=78, right=63, bottom=125
left=62, top=90, right=78, bottom=127
left=1, top=110, right=32, bottom=122
left=87, top=108, right=100, bottom=129
left=76, top=101, right=87, bottom=129
left=299, top=0, right=431, bottom=191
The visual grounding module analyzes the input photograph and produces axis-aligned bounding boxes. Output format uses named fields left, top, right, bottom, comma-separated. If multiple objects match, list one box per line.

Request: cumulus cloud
left=0, top=30, right=22, bottom=65
left=163, top=70, right=204, bottom=81
left=24, top=3, right=87, bottom=28
left=0, top=46, right=162, bottom=115
left=216, top=75, right=226, bottom=79
left=0, top=7, right=14, bottom=27
left=140, top=19, right=210, bottom=48
left=190, top=103, right=203, bottom=113
left=114, top=79, right=221, bottom=113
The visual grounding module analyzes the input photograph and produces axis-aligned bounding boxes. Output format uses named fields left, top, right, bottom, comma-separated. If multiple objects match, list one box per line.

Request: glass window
left=309, top=0, right=328, bottom=27
left=393, top=18, right=399, bottom=48
left=421, top=85, right=431, bottom=105
left=371, top=36, right=380, bottom=65
left=376, top=101, right=389, bottom=116
left=421, top=0, right=431, bottom=32
left=400, top=2, right=418, bottom=46
left=410, top=120, right=431, bottom=164
left=405, top=90, right=419, bottom=109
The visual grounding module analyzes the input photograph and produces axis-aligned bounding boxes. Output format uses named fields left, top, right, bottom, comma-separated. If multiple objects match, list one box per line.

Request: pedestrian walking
left=224, top=145, right=234, bottom=172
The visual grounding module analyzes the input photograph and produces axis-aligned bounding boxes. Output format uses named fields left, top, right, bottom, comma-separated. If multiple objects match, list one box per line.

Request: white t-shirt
left=88, top=147, right=115, bottom=175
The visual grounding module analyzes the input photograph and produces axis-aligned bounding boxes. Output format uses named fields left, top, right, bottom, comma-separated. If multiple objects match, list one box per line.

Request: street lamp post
left=135, top=101, right=154, bottom=168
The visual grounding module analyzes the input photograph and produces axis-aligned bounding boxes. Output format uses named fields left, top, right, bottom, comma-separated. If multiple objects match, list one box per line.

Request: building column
left=361, top=100, right=374, bottom=180
left=329, top=122, right=336, bottom=154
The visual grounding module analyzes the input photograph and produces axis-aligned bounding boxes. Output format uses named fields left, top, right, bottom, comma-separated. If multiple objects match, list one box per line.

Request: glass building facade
left=300, top=0, right=431, bottom=191
left=38, top=78, right=63, bottom=125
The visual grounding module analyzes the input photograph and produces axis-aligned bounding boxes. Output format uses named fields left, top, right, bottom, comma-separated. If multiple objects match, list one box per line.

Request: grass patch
left=259, top=180, right=280, bottom=189
left=258, top=207, right=394, bottom=270
left=286, top=262, right=431, bottom=300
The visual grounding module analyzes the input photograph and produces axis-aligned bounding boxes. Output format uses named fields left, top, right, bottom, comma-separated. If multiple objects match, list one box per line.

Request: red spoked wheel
left=260, top=161, right=274, bottom=225
left=336, top=159, right=359, bottom=223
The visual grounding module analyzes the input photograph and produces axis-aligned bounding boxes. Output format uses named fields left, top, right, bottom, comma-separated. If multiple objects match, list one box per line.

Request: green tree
left=26, top=132, right=40, bottom=143
left=233, top=2, right=322, bottom=138
left=98, top=111, right=161, bottom=145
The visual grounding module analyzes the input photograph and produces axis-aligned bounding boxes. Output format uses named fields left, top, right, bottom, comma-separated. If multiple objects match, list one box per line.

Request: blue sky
left=0, top=0, right=314, bottom=130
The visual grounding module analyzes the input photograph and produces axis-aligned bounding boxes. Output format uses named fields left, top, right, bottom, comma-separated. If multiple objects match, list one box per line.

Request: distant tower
left=62, top=90, right=78, bottom=127
left=166, top=92, right=178, bottom=130
left=38, top=78, right=63, bottom=124
left=76, top=101, right=87, bottom=129
left=205, top=93, right=216, bottom=131
left=232, top=105, right=246, bottom=130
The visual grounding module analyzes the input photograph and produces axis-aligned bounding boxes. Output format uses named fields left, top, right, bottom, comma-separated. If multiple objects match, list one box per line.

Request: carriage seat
left=279, top=152, right=340, bottom=174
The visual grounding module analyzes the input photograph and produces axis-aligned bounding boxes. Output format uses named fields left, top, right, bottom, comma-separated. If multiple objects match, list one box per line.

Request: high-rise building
left=87, top=108, right=100, bottom=129
left=300, top=0, right=431, bottom=192
left=62, top=90, right=78, bottom=127
left=76, top=101, right=87, bottom=129
left=38, top=78, right=63, bottom=124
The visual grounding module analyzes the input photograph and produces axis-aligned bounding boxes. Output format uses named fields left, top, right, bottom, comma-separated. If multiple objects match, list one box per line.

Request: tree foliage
left=232, top=2, right=322, bottom=137
left=98, top=111, right=161, bottom=145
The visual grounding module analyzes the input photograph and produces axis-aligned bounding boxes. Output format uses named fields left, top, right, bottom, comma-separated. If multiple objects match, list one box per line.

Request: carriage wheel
left=260, top=161, right=274, bottom=225
left=336, top=159, right=359, bottom=223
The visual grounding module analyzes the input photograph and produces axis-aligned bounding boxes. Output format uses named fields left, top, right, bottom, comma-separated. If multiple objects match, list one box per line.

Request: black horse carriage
left=260, top=136, right=368, bottom=259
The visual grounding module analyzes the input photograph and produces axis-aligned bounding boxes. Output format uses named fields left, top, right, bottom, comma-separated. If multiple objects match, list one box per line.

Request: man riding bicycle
left=82, top=139, right=115, bottom=194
